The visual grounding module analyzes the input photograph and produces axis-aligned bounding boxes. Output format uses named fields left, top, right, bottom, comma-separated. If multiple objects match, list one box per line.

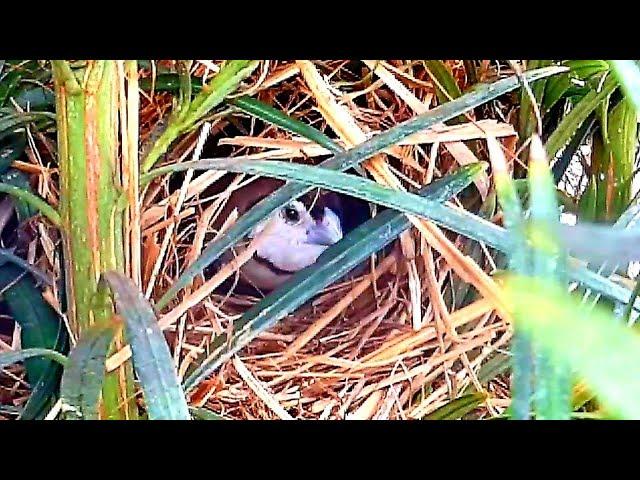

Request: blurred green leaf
left=505, top=275, right=640, bottom=419
left=102, top=272, right=190, bottom=420
left=609, top=60, right=640, bottom=113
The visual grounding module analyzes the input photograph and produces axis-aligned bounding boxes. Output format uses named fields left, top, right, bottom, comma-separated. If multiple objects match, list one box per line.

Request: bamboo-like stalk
left=52, top=60, right=139, bottom=420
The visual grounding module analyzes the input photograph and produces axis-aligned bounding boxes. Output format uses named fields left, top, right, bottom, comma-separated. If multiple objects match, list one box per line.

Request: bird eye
left=283, top=205, right=300, bottom=223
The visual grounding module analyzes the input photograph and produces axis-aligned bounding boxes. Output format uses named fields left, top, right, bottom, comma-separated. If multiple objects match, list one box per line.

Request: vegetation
left=1, top=59, right=639, bottom=420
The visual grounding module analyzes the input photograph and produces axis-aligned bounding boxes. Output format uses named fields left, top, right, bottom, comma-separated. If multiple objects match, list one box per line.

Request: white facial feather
left=248, top=201, right=343, bottom=273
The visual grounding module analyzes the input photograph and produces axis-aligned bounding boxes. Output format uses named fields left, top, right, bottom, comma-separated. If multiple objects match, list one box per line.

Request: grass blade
left=154, top=65, right=566, bottom=309
left=182, top=163, right=487, bottom=391
left=102, top=271, right=190, bottom=420
left=0, top=348, right=67, bottom=368
left=423, top=392, right=487, bottom=420
left=546, top=73, right=618, bottom=158
left=527, top=136, right=571, bottom=420
left=0, top=182, right=61, bottom=226
left=229, top=96, right=344, bottom=154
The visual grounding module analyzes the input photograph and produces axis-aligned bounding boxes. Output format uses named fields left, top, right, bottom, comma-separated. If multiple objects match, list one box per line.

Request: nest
left=2, top=60, right=522, bottom=419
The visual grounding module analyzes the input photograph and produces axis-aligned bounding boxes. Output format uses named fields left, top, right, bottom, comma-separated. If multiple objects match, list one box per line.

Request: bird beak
left=306, top=209, right=343, bottom=246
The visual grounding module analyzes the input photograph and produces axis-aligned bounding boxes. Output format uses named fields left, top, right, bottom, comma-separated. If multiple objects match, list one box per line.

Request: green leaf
left=0, top=69, right=21, bottom=107
left=229, top=96, right=344, bottom=154
left=182, top=163, right=488, bottom=391
left=153, top=65, right=567, bottom=310
left=0, top=132, right=26, bottom=175
left=101, top=271, right=190, bottom=420
left=606, top=96, right=637, bottom=217
left=424, top=60, right=463, bottom=105
left=1, top=169, right=37, bottom=220
left=543, top=60, right=610, bottom=114
left=0, top=248, right=53, bottom=287
left=60, top=324, right=114, bottom=420
left=0, top=112, right=56, bottom=142
left=19, top=320, right=68, bottom=420
left=141, top=60, right=260, bottom=173
left=461, top=352, right=510, bottom=396
left=0, top=263, right=67, bottom=419
left=519, top=60, right=552, bottom=150
left=0, top=347, right=67, bottom=369
left=0, top=182, right=61, bottom=226
left=423, top=392, right=488, bottom=420
left=546, top=73, right=618, bottom=158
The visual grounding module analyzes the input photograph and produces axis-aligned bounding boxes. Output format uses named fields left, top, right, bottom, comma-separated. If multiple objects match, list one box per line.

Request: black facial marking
left=253, top=252, right=297, bottom=275
left=283, top=205, right=300, bottom=223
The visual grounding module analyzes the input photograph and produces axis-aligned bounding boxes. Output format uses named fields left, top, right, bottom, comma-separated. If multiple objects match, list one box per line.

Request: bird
left=205, top=175, right=371, bottom=294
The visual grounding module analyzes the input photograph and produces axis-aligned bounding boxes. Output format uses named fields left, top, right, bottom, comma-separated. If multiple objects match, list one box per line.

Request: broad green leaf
left=153, top=65, right=567, bottom=309
left=101, top=271, right=190, bottom=420
left=0, top=263, right=67, bottom=419
left=60, top=324, right=114, bottom=420
left=607, top=96, right=637, bottom=217
left=0, top=248, right=53, bottom=286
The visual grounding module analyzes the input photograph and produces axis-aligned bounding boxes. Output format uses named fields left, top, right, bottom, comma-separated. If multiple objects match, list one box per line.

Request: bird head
left=249, top=200, right=343, bottom=273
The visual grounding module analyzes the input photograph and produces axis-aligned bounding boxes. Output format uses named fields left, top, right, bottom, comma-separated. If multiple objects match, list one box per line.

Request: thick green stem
left=53, top=60, right=138, bottom=420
